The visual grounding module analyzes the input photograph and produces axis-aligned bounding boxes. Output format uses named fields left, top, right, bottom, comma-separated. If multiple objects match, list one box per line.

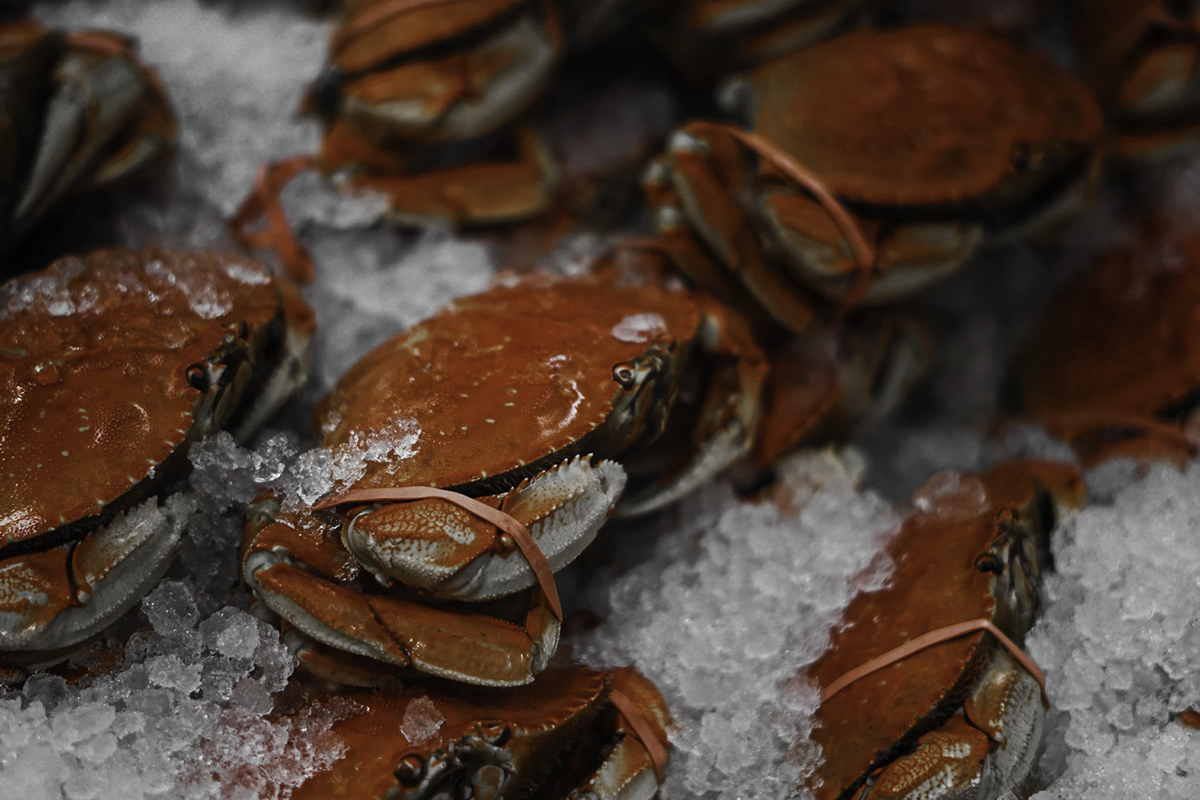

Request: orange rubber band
left=819, top=618, right=1048, bottom=708
left=609, top=688, right=669, bottom=783
left=332, top=0, right=481, bottom=56
left=65, top=31, right=134, bottom=58
left=228, top=155, right=318, bottom=284
left=687, top=121, right=877, bottom=318
left=313, top=486, right=563, bottom=621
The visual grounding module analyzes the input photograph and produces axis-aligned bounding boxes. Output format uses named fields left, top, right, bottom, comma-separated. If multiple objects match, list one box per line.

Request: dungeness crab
left=645, top=26, right=1103, bottom=332
left=242, top=278, right=766, bottom=686
left=0, top=250, right=313, bottom=681
left=0, top=18, right=175, bottom=259
left=1021, top=225, right=1200, bottom=467
left=291, top=665, right=671, bottom=800
left=804, top=460, right=1084, bottom=800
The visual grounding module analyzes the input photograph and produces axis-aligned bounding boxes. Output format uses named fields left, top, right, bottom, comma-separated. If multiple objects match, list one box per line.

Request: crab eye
left=974, top=553, right=1003, bottom=574
left=186, top=364, right=209, bottom=391
left=477, top=721, right=511, bottom=746
left=613, top=363, right=636, bottom=388
left=395, top=753, right=426, bottom=786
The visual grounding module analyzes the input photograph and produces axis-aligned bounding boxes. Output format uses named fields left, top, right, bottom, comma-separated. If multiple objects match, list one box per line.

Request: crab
left=0, top=249, right=314, bottom=682
left=241, top=277, right=767, bottom=687
left=644, top=26, right=1103, bottom=333
left=290, top=665, right=671, bottom=800
left=1075, top=0, right=1200, bottom=159
left=804, top=459, right=1085, bottom=800
left=0, top=18, right=175, bottom=260
left=644, top=0, right=870, bottom=81
left=1021, top=225, right=1200, bottom=467
left=302, top=0, right=567, bottom=228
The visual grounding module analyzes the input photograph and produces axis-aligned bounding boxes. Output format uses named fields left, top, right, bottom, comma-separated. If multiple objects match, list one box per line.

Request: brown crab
left=241, top=277, right=766, bottom=687
left=0, top=249, right=314, bottom=682
left=1021, top=225, right=1200, bottom=467
left=804, top=459, right=1084, bottom=800
left=0, top=18, right=175, bottom=260
left=290, top=665, right=671, bottom=800
left=304, top=0, right=566, bottom=228
left=644, top=26, right=1103, bottom=333
left=1075, top=0, right=1200, bottom=159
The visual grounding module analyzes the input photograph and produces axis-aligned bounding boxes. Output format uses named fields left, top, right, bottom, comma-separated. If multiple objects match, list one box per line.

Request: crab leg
left=244, top=505, right=564, bottom=686
left=0, top=494, right=191, bottom=677
left=13, top=43, right=146, bottom=230
left=649, top=125, right=819, bottom=334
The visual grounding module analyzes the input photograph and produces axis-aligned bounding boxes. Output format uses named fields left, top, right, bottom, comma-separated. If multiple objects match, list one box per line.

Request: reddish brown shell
left=1022, top=233, right=1200, bottom=417
left=0, top=250, right=281, bottom=547
left=291, top=666, right=610, bottom=800
left=332, top=0, right=527, bottom=73
left=318, top=281, right=701, bottom=491
left=751, top=26, right=1102, bottom=206
left=805, top=460, right=1081, bottom=800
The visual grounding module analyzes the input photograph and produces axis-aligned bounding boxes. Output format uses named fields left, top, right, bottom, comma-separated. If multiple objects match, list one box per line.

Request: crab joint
left=313, top=486, right=563, bottom=620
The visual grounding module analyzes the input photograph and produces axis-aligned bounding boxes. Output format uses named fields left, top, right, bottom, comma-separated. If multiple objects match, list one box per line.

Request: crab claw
left=343, top=456, right=625, bottom=601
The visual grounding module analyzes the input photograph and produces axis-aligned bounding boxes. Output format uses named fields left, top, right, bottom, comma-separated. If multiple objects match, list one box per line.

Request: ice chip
left=401, top=696, right=444, bottom=745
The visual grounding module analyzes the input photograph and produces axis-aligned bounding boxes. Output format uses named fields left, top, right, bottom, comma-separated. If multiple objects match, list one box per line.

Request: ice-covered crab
left=1076, top=0, right=1200, bottom=159
left=242, top=278, right=766, bottom=686
left=0, top=18, right=175, bottom=260
left=645, top=26, right=1103, bottom=332
left=304, top=0, right=565, bottom=228
left=1021, top=226, right=1200, bottom=466
left=291, top=665, right=671, bottom=800
left=804, top=460, right=1084, bottom=800
left=0, top=250, right=313, bottom=682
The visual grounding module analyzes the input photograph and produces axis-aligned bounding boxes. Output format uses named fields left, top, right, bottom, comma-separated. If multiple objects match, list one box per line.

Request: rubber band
left=332, top=0, right=482, bottom=56
left=819, top=618, right=1048, bottom=709
left=313, top=486, right=563, bottom=621
left=228, top=155, right=318, bottom=284
left=65, top=31, right=134, bottom=58
left=686, top=121, right=877, bottom=318
left=609, top=688, right=669, bottom=783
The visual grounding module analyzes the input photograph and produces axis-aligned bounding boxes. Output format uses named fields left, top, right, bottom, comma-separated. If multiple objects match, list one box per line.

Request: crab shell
left=646, top=0, right=869, bottom=81
left=0, top=19, right=175, bottom=257
left=645, top=26, right=1103, bottom=329
left=291, top=665, right=670, bottom=800
left=1075, top=0, right=1200, bottom=159
left=804, top=460, right=1084, bottom=800
left=242, top=278, right=766, bottom=686
left=1021, top=228, right=1200, bottom=466
left=0, top=249, right=313, bottom=678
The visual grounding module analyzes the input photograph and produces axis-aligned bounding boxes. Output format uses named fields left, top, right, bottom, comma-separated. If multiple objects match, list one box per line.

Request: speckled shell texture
left=752, top=25, right=1103, bottom=205
left=317, top=280, right=700, bottom=492
left=0, top=249, right=280, bottom=547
